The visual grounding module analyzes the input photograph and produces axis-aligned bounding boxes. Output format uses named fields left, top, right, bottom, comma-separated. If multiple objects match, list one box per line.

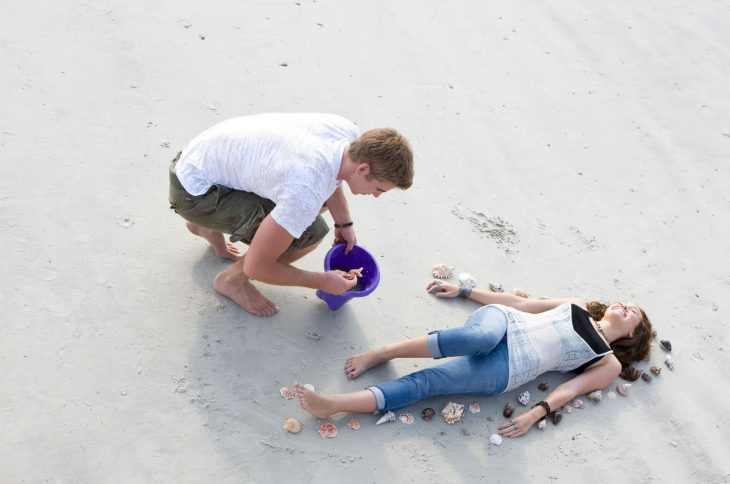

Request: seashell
left=550, top=411, right=562, bottom=425
left=282, top=418, right=301, bottom=434
left=458, top=273, right=477, bottom=289
left=660, top=340, right=672, bottom=352
left=347, top=418, right=360, bottom=430
left=606, top=391, right=617, bottom=400
left=512, top=288, right=529, bottom=298
left=279, top=386, right=294, bottom=400
left=422, top=408, right=436, bottom=421
left=616, top=383, right=632, bottom=396
left=587, top=390, right=602, bottom=402
left=650, top=366, right=662, bottom=376
left=488, top=281, right=504, bottom=293
left=441, top=401, right=465, bottom=425
left=641, top=372, right=653, bottom=383
left=502, top=402, right=515, bottom=418
left=572, top=399, right=585, bottom=409
left=537, top=382, right=549, bottom=391
left=318, top=422, right=338, bottom=439
left=664, top=354, right=674, bottom=371
left=489, top=433, right=503, bottom=446
left=517, top=391, right=530, bottom=406
left=537, top=419, right=546, bottom=430
left=376, top=411, right=396, bottom=425
left=303, top=383, right=315, bottom=392
left=561, top=404, right=573, bottom=414
left=468, top=401, right=481, bottom=414
left=432, top=263, right=455, bottom=279
left=398, top=411, right=414, bottom=425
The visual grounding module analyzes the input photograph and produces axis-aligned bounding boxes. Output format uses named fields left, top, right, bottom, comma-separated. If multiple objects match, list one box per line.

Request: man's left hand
left=334, top=226, right=357, bottom=253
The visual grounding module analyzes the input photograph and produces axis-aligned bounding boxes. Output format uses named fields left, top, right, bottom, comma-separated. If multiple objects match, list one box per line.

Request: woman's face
left=607, top=302, right=642, bottom=334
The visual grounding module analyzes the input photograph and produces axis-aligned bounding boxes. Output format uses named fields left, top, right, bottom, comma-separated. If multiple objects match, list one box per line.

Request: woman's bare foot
left=213, top=267, right=278, bottom=317
left=345, top=348, right=388, bottom=379
left=294, top=383, right=337, bottom=419
left=186, top=222, right=241, bottom=260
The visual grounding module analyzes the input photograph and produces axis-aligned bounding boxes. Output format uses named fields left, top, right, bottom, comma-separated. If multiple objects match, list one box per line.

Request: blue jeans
left=369, top=305, right=509, bottom=413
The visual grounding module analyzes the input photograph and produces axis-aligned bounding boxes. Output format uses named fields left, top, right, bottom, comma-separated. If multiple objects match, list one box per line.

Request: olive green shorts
left=168, top=153, right=329, bottom=253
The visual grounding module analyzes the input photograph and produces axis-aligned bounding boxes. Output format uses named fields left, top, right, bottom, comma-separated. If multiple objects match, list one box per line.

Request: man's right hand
left=321, top=270, right=358, bottom=295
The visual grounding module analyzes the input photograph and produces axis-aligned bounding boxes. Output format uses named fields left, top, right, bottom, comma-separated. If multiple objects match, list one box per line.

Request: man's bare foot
left=213, top=270, right=278, bottom=317
left=294, top=383, right=337, bottom=419
left=186, top=222, right=241, bottom=260
left=344, top=348, right=388, bottom=379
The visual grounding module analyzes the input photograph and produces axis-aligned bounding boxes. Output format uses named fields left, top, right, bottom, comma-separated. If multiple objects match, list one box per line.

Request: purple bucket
left=315, top=243, right=381, bottom=311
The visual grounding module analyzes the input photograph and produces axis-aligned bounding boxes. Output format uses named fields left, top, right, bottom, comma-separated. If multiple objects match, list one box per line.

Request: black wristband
left=532, top=400, right=551, bottom=421
left=458, top=285, right=472, bottom=298
left=334, top=221, right=354, bottom=229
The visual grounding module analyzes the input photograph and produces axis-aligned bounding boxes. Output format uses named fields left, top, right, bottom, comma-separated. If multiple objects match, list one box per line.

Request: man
left=169, top=113, right=414, bottom=316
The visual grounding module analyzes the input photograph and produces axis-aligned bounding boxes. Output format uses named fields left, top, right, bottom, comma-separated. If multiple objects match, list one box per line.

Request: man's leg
left=185, top=222, right=241, bottom=260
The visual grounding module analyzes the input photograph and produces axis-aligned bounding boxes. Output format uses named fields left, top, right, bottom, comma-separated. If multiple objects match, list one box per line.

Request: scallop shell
left=318, top=422, right=337, bottom=439
left=422, top=408, right=436, bottom=421
left=606, top=391, right=617, bottom=400
left=488, top=281, right=504, bottom=293
left=537, top=382, right=549, bottom=391
left=641, top=372, right=654, bottom=383
left=279, top=386, right=294, bottom=400
left=398, top=411, right=414, bottom=425
left=376, top=411, right=396, bottom=425
left=616, top=383, right=632, bottom=396
left=458, top=272, right=477, bottom=289
left=650, top=366, right=662, bottom=376
left=587, top=390, right=602, bottom=402
left=537, top=419, right=546, bottom=430
left=502, top=402, right=515, bottom=418
left=512, top=288, right=529, bottom=298
left=282, top=418, right=301, bottom=434
left=550, top=411, right=563, bottom=425
left=517, top=391, right=530, bottom=406
left=431, top=263, right=455, bottom=279
left=664, top=354, right=675, bottom=370
left=572, top=398, right=585, bottom=409
left=441, top=401, right=465, bottom=424
left=561, top=404, right=573, bottom=414
left=660, top=339, right=672, bottom=352
left=347, top=418, right=360, bottom=430
left=489, top=433, right=503, bottom=446
left=468, top=401, right=481, bottom=414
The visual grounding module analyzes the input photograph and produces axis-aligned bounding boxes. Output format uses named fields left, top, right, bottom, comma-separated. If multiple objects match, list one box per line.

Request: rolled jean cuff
left=427, top=331, right=444, bottom=359
left=368, top=386, right=386, bottom=413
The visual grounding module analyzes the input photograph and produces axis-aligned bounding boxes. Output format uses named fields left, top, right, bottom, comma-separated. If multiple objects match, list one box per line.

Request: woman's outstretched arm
left=498, top=355, right=622, bottom=438
left=426, top=279, right=585, bottom=314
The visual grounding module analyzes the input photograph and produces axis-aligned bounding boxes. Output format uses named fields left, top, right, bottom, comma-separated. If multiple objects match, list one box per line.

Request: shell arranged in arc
left=431, top=263, right=455, bottom=279
left=458, top=272, right=477, bottom=289
left=279, top=386, right=294, bottom=400
left=616, top=383, right=632, bottom=396
left=517, top=391, right=530, bottom=406
left=659, top=339, right=672, bottom=352
left=537, top=419, right=547, bottom=430
left=422, top=408, right=436, bottom=421
left=398, top=411, right=415, bottom=425
left=572, top=398, right=585, bottom=409
left=587, top=390, right=602, bottom=402
left=282, top=418, right=302, bottom=434
left=318, top=422, right=338, bottom=439
left=537, top=382, right=549, bottom=391
left=650, top=366, right=662, bottom=375
left=468, top=401, right=481, bottom=414
left=606, top=391, right=617, bottom=400
left=347, top=418, right=361, bottom=430
left=488, top=281, right=504, bottom=293
left=641, top=372, right=654, bottom=383
left=376, top=411, right=396, bottom=425
left=489, top=433, right=503, bottom=445
left=512, top=288, right=529, bottom=298
left=664, top=354, right=675, bottom=370
left=550, top=411, right=563, bottom=425
left=561, top=404, right=573, bottom=414
left=441, top=401, right=465, bottom=424
left=502, top=402, right=515, bottom=418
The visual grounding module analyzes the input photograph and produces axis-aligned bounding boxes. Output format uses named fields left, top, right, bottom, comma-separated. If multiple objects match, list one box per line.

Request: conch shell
left=376, top=411, right=396, bottom=425
left=441, top=401, right=465, bottom=424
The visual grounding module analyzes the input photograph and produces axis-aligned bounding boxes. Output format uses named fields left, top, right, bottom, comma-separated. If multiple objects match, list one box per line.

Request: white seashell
left=279, top=387, right=294, bottom=400
left=616, top=383, right=632, bottom=396
left=458, top=273, right=477, bottom=289
left=489, top=433, right=503, bottom=446
left=664, top=354, right=674, bottom=370
left=561, top=404, right=573, bottom=414
left=512, top=288, right=529, bottom=298
left=376, top=411, right=396, bottom=425
left=572, top=399, right=585, bottom=409
left=517, top=391, right=530, bottom=406
left=398, top=411, right=414, bottom=425
left=441, top=401, right=465, bottom=424
left=488, top=281, right=504, bottom=293
left=303, top=383, right=315, bottom=392
left=606, top=391, right=617, bottom=400
left=587, top=390, right=602, bottom=402
left=468, top=401, right=481, bottom=414
left=537, top=419, right=546, bottom=430
left=432, top=264, right=455, bottom=279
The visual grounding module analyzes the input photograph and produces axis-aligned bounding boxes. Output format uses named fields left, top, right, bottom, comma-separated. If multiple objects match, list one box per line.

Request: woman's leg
left=294, top=384, right=377, bottom=418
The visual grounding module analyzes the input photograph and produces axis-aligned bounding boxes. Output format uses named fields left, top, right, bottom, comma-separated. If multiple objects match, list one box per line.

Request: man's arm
left=325, top=186, right=356, bottom=252
left=243, top=215, right=356, bottom=294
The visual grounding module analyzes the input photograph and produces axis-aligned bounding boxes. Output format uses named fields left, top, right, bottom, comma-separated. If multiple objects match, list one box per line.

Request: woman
left=294, top=279, right=653, bottom=438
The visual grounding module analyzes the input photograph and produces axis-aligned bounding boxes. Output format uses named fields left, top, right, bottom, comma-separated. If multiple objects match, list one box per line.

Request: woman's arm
left=497, top=355, right=622, bottom=438
left=425, top=279, right=585, bottom=314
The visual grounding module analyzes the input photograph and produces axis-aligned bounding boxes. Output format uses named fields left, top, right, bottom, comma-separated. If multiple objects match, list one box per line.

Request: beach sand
left=2, top=1, right=729, bottom=482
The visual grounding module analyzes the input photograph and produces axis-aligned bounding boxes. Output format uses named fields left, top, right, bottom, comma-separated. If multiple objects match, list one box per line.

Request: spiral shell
left=318, top=422, right=337, bottom=439
left=376, top=411, right=396, bottom=425
left=659, top=339, right=672, bottom=352
left=664, top=354, right=675, bottom=370
left=650, top=366, right=662, bottom=375
left=502, top=402, right=515, bottom=418
left=347, top=418, right=360, bottom=430
left=422, top=408, right=436, bottom=421
left=441, top=401, right=465, bottom=424
left=431, top=263, right=455, bottom=279
left=282, top=418, right=301, bottom=434
left=398, top=411, right=414, bottom=425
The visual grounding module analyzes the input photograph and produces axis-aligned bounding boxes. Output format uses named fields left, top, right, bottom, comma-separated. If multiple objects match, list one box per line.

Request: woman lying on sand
left=295, top=279, right=653, bottom=438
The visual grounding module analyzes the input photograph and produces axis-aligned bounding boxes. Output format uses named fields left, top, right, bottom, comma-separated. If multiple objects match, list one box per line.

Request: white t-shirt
left=175, top=113, right=360, bottom=238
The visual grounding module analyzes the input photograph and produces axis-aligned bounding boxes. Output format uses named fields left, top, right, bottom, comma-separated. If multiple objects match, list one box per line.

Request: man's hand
left=333, top=226, right=357, bottom=253
left=321, top=270, right=358, bottom=294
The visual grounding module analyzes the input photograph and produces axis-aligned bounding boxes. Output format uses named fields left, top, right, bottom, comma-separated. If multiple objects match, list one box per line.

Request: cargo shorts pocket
left=229, top=201, right=270, bottom=245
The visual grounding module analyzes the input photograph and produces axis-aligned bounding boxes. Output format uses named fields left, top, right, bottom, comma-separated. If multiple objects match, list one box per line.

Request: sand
left=2, top=1, right=729, bottom=482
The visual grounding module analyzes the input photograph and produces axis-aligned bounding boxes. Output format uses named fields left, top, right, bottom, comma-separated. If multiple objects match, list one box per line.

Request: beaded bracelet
left=532, top=400, right=551, bottom=421
left=458, top=285, right=472, bottom=298
left=334, top=221, right=354, bottom=229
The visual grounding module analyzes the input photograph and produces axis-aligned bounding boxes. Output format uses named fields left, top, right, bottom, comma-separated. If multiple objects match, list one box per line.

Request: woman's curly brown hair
left=586, top=301, right=653, bottom=381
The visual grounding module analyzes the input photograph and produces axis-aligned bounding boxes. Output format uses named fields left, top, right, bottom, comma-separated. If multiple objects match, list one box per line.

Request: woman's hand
left=497, top=409, right=540, bottom=438
left=425, top=279, right=460, bottom=297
